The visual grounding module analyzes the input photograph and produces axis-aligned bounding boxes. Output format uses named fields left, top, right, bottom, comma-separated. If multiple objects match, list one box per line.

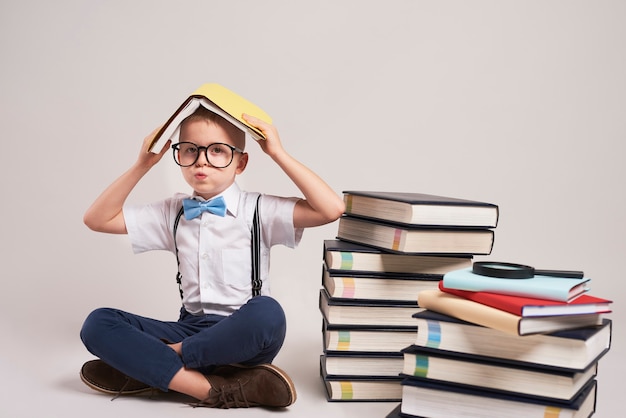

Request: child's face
left=178, top=118, right=248, bottom=199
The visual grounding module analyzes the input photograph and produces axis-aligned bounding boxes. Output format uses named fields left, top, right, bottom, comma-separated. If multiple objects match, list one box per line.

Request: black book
left=401, top=345, right=597, bottom=401
left=399, top=378, right=597, bottom=418
left=322, top=263, right=441, bottom=303
left=319, top=288, right=421, bottom=328
left=320, top=355, right=402, bottom=402
left=384, top=404, right=404, bottom=418
left=343, top=190, right=499, bottom=228
left=322, top=319, right=417, bottom=355
left=337, top=215, right=495, bottom=255
left=324, top=239, right=472, bottom=274
left=322, top=352, right=404, bottom=378
left=412, top=310, right=612, bottom=371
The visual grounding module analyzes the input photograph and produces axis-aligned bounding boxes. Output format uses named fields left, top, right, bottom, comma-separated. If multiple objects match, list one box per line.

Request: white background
left=1, top=1, right=624, bottom=417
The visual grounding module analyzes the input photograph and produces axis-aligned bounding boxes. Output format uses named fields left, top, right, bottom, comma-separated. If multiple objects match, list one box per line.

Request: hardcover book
left=319, top=288, right=422, bottom=327
left=149, top=83, right=272, bottom=153
left=322, top=353, right=404, bottom=378
left=439, top=281, right=612, bottom=317
left=323, top=320, right=417, bottom=354
left=323, top=264, right=441, bottom=302
left=417, top=289, right=603, bottom=336
left=401, top=345, right=597, bottom=401
left=337, top=216, right=495, bottom=255
left=398, top=378, right=597, bottom=418
left=320, top=356, right=402, bottom=402
left=417, top=289, right=602, bottom=335
left=442, top=267, right=591, bottom=302
left=412, top=310, right=612, bottom=371
left=323, top=239, right=472, bottom=275
left=343, top=190, right=499, bottom=228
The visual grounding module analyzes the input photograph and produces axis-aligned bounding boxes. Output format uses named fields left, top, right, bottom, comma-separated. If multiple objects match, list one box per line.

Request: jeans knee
left=249, top=296, right=286, bottom=332
left=239, top=297, right=287, bottom=363
left=80, top=307, right=118, bottom=347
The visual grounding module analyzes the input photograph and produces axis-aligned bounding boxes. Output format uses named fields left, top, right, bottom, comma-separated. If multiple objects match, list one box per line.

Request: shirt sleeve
left=123, top=197, right=181, bottom=254
left=259, top=195, right=303, bottom=249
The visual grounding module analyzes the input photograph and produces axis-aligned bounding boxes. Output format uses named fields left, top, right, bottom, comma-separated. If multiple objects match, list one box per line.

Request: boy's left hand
left=242, top=112, right=345, bottom=228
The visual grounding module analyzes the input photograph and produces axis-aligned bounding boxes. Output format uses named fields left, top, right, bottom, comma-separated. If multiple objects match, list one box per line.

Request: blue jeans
left=80, top=296, right=286, bottom=392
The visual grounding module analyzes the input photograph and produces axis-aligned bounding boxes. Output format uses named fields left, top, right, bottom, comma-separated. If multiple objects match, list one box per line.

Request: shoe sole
left=229, top=363, right=297, bottom=406
left=79, top=369, right=153, bottom=396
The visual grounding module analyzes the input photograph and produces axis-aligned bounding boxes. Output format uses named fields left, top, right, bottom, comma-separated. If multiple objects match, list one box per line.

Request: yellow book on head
left=149, top=83, right=272, bottom=153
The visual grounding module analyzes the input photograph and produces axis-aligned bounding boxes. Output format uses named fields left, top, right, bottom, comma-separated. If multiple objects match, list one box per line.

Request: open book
left=148, top=83, right=272, bottom=153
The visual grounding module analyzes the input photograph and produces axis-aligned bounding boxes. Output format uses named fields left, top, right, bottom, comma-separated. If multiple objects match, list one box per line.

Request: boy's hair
left=181, top=107, right=246, bottom=150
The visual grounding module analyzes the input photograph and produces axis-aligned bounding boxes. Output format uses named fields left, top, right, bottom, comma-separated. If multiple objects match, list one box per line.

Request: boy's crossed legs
left=79, top=296, right=296, bottom=408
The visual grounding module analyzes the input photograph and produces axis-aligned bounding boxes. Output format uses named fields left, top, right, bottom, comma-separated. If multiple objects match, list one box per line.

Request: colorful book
left=319, top=288, right=422, bottom=327
left=324, top=239, right=472, bottom=275
left=343, top=190, right=499, bottom=228
left=337, top=216, right=495, bottom=255
left=322, top=353, right=404, bottom=378
left=401, top=345, right=597, bottom=401
left=323, top=320, right=417, bottom=354
left=439, top=281, right=612, bottom=316
left=417, top=289, right=603, bottom=336
left=442, top=267, right=591, bottom=302
left=323, top=264, right=441, bottom=302
left=149, top=83, right=272, bottom=152
left=397, top=378, right=597, bottom=418
left=320, top=356, right=402, bottom=402
left=413, top=310, right=611, bottom=371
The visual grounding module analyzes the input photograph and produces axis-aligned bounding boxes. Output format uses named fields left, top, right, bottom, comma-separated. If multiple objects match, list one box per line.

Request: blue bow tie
left=183, top=196, right=227, bottom=220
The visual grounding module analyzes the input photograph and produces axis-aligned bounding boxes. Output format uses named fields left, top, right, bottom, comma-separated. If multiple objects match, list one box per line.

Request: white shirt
left=124, top=183, right=303, bottom=316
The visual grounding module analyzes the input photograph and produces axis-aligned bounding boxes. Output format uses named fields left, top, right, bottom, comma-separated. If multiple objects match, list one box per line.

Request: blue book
left=442, top=267, right=590, bottom=302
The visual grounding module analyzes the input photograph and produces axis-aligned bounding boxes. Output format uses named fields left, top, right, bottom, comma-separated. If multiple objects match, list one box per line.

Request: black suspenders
left=250, top=196, right=262, bottom=297
left=172, top=195, right=262, bottom=300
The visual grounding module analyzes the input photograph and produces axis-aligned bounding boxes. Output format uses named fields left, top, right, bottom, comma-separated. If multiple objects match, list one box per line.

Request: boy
left=79, top=105, right=345, bottom=408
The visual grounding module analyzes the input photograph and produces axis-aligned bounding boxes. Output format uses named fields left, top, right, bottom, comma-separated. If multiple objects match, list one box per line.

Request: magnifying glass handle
left=534, top=269, right=584, bottom=279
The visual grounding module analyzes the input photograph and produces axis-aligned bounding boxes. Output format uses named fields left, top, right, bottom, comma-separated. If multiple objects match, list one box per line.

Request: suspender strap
left=173, top=206, right=185, bottom=300
left=172, top=195, right=262, bottom=300
left=251, top=196, right=262, bottom=297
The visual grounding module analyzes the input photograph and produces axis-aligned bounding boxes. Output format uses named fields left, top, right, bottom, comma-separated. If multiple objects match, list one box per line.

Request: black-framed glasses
left=171, top=142, right=244, bottom=168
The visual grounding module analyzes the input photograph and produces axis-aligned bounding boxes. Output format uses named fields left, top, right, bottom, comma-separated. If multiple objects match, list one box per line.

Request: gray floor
left=3, top=302, right=620, bottom=418
left=0, top=238, right=621, bottom=418
left=2, top=321, right=397, bottom=418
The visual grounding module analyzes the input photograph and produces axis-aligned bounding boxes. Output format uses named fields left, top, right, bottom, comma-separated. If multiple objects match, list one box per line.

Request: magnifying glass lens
left=472, top=262, right=584, bottom=279
left=472, top=262, right=535, bottom=279
left=483, top=263, right=523, bottom=271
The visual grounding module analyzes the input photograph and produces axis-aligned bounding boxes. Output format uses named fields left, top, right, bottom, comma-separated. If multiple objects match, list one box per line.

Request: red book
left=438, top=281, right=612, bottom=317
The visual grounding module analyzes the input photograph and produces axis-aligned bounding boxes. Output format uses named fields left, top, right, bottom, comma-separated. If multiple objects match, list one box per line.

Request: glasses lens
left=174, top=143, right=199, bottom=167
left=173, top=143, right=235, bottom=167
left=206, top=143, right=234, bottom=168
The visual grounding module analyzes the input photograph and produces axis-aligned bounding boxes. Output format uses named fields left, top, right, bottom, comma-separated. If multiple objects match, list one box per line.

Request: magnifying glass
left=472, top=262, right=584, bottom=279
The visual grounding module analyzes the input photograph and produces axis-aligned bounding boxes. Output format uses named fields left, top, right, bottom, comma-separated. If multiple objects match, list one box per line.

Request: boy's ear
left=235, top=152, right=248, bottom=174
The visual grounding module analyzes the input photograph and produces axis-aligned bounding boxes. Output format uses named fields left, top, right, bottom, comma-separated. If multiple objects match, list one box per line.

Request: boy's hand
left=242, top=113, right=284, bottom=158
left=138, top=126, right=171, bottom=169
left=242, top=113, right=345, bottom=229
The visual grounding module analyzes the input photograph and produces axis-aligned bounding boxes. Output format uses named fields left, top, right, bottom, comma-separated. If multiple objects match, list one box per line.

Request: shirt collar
left=192, top=183, right=242, bottom=217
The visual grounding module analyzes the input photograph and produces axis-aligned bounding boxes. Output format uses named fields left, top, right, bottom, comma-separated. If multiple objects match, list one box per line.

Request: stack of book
left=319, top=191, right=499, bottom=402
left=387, top=266, right=613, bottom=417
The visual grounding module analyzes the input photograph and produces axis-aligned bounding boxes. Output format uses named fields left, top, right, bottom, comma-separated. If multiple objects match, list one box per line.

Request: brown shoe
left=198, top=364, right=296, bottom=408
left=80, top=359, right=152, bottom=397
